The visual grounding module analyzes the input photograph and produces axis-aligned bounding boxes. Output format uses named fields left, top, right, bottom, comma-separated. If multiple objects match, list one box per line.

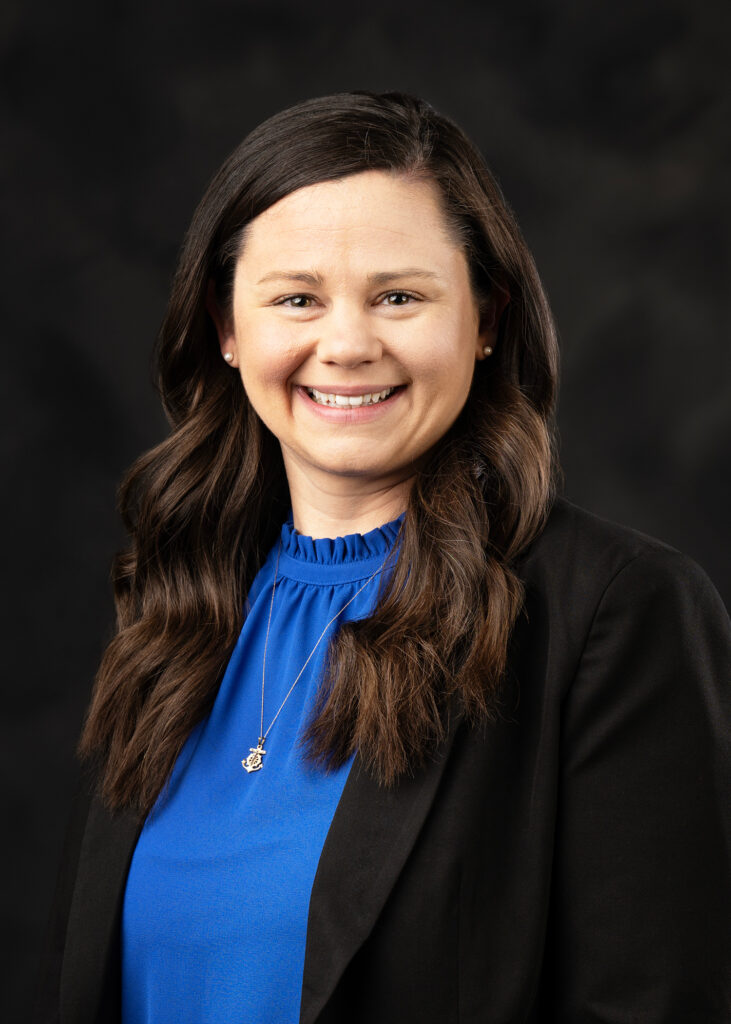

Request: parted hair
left=79, top=91, right=560, bottom=816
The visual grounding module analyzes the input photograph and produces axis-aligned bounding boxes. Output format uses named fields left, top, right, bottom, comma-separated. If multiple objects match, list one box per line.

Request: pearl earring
left=224, top=352, right=234, bottom=363
left=482, top=345, right=493, bottom=357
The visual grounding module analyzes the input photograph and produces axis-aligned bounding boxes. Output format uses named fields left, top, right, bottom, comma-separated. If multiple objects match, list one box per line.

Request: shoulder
left=518, top=494, right=719, bottom=601
left=513, top=495, right=728, bottom=659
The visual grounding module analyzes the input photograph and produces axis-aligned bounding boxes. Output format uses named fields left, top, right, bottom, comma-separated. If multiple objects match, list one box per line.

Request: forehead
left=237, top=171, right=461, bottom=271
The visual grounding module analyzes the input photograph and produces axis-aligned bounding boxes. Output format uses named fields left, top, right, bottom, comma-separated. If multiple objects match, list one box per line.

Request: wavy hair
left=79, top=91, right=560, bottom=816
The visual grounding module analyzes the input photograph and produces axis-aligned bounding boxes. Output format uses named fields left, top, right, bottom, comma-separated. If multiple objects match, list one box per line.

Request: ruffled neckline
left=274, top=510, right=406, bottom=585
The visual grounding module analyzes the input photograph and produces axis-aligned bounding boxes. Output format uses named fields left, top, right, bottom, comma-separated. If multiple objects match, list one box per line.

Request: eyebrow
left=255, top=268, right=441, bottom=287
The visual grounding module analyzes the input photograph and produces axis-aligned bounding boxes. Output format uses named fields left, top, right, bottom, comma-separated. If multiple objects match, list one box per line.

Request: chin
left=320, top=461, right=390, bottom=479
left=301, top=448, right=398, bottom=477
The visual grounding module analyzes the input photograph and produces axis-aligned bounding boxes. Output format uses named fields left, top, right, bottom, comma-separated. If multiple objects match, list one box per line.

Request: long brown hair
left=79, top=91, right=560, bottom=816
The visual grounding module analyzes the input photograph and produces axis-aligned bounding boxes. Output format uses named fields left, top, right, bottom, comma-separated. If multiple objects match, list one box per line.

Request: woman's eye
left=382, top=291, right=417, bottom=306
left=278, top=294, right=314, bottom=308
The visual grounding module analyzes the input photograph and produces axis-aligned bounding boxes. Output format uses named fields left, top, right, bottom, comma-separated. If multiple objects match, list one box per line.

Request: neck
left=283, top=462, right=413, bottom=539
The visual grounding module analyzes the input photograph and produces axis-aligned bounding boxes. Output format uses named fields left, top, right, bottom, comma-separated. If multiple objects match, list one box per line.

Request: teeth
left=307, top=387, right=396, bottom=407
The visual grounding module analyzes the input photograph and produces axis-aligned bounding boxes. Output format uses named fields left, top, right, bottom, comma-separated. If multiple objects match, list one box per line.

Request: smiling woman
left=207, top=171, right=504, bottom=537
left=36, top=92, right=730, bottom=1024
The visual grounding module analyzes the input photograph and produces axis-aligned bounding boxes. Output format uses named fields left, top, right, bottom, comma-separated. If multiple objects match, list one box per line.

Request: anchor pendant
left=242, top=739, right=266, bottom=773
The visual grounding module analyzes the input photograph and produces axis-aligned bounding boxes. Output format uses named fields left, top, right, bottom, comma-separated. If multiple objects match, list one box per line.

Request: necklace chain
left=242, top=534, right=392, bottom=773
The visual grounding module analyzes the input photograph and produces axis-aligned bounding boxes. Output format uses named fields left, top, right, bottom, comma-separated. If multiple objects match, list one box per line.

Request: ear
left=476, top=283, right=510, bottom=357
left=206, top=280, right=237, bottom=366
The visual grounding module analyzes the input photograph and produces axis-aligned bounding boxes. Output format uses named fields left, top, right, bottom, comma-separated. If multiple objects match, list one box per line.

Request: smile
left=305, top=386, right=399, bottom=407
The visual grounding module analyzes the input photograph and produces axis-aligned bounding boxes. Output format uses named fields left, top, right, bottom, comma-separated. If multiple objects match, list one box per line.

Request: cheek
left=415, top=321, right=477, bottom=393
left=236, top=321, right=302, bottom=393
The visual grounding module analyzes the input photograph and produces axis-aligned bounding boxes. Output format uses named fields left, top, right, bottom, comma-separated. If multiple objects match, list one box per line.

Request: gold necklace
left=241, top=535, right=392, bottom=773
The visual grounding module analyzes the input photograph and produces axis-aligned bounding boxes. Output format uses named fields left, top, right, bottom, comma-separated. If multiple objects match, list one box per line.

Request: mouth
left=303, top=385, right=405, bottom=408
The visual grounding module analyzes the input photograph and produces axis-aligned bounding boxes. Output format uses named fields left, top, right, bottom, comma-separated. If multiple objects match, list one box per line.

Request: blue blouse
left=121, top=510, right=405, bottom=1024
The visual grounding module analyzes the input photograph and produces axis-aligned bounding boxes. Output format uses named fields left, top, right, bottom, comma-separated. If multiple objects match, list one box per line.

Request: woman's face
left=211, top=170, right=498, bottom=502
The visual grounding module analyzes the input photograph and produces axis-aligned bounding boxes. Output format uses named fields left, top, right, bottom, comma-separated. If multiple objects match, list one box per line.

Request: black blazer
left=36, top=498, right=731, bottom=1023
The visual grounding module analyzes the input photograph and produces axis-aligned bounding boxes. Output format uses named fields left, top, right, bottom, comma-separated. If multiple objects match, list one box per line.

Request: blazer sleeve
left=34, top=767, right=94, bottom=1024
left=546, top=547, right=731, bottom=1022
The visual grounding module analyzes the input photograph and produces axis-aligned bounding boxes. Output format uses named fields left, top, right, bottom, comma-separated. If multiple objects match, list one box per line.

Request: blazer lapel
left=60, top=794, right=141, bottom=1024
left=300, top=698, right=465, bottom=1024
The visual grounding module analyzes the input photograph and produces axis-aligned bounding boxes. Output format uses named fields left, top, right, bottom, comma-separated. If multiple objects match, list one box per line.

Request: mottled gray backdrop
left=2, top=0, right=729, bottom=1017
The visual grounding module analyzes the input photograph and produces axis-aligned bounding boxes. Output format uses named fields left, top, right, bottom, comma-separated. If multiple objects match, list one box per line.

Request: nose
left=315, top=303, right=383, bottom=367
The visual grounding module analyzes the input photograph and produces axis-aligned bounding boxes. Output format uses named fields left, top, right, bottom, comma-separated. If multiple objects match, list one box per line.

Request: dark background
left=3, top=0, right=729, bottom=1018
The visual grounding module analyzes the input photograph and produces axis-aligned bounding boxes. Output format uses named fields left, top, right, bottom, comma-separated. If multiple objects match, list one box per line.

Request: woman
left=37, top=91, right=730, bottom=1023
